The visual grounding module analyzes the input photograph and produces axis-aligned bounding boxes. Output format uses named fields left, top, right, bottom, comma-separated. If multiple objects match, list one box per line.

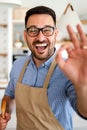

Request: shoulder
left=13, top=55, right=30, bottom=67
left=10, top=55, right=30, bottom=76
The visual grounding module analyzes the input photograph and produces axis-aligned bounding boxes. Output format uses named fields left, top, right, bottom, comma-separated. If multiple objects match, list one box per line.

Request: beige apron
left=15, top=59, right=64, bottom=130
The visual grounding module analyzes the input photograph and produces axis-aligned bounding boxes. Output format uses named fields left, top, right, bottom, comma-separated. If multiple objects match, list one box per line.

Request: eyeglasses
left=26, top=25, right=55, bottom=37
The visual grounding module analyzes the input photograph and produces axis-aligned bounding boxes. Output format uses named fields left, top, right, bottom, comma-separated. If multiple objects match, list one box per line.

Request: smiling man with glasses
left=0, top=6, right=87, bottom=130
left=24, top=7, right=58, bottom=63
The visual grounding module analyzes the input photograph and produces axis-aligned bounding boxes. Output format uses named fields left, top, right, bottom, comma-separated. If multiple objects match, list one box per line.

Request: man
left=0, top=6, right=87, bottom=130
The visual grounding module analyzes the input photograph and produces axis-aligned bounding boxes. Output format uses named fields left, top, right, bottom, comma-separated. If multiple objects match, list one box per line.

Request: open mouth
left=35, top=43, right=48, bottom=52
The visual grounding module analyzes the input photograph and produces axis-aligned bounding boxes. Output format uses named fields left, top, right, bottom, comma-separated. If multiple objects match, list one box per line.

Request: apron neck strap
left=43, top=58, right=56, bottom=89
left=18, top=59, right=30, bottom=82
left=18, top=58, right=57, bottom=89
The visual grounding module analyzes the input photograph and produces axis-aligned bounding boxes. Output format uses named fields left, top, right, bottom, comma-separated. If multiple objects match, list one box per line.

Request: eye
left=43, top=27, right=53, bottom=35
left=29, top=27, right=38, bottom=33
left=43, top=27, right=52, bottom=32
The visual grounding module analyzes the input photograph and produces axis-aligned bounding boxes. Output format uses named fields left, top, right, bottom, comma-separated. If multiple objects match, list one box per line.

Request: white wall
left=21, top=0, right=87, bottom=19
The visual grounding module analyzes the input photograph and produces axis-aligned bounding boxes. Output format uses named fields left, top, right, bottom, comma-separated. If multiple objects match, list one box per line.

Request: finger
left=0, top=114, right=9, bottom=123
left=0, top=124, right=7, bottom=130
left=67, top=25, right=80, bottom=48
left=55, top=47, right=70, bottom=70
left=59, top=43, right=74, bottom=50
left=5, top=113, right=11, bottom=122
left=55, top=50, right=66, bottom=69
left=77, top=24, right=87, bottom=46
left=58, top=43, right=74, bottom=55
left=0, top=118, right=7, bottom=130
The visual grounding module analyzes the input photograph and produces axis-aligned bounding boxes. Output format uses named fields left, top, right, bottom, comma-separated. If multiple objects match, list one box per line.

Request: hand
left=56, top=24, right=87, bottom=88
left=0, top=113, right=11, bottom=130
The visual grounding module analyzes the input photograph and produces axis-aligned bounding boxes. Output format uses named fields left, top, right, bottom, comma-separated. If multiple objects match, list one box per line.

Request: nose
left=36, top=30, right=46, bottom=42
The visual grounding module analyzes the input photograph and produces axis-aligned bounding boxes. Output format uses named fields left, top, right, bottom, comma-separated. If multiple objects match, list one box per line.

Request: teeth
left=36, top=43, right=47, bottom=47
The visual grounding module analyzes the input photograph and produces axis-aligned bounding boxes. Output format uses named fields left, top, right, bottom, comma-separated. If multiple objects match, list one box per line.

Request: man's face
left=24, top=14, right=58, bottom=61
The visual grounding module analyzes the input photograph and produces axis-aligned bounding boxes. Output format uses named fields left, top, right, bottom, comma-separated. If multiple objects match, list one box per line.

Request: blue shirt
left=5, top=52, right=82, bottom=130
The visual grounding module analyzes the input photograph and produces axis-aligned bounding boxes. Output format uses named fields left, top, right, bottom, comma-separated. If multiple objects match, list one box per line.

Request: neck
left=33, top=57, right=47, bottom=67
left=32, top=49, right=55, bottom=68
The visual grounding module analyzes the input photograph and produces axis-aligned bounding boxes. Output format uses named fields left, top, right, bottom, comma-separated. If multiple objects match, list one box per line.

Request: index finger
left=67, top=24, right=80, bottom=49
left=77, top=24, right=87, bottom=45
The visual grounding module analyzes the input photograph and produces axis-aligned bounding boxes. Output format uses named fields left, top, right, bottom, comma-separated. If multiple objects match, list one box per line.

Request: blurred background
left=0, top=0, right=87, bottom=129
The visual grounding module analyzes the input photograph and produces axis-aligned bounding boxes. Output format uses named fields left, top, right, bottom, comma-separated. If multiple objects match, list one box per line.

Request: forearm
left=76, top=86, right=87, bottom=118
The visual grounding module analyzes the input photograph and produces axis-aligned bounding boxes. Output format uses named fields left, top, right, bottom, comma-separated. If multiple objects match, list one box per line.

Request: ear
left=23, top=30, right=27, bottom=42
left=55, top=28, right=58, bottom=37
left=54, top=28, right=58, bottom=43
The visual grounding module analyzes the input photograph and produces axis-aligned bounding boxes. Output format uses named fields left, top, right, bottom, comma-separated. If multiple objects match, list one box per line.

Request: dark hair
left=25, top=6, right=56, bottom=28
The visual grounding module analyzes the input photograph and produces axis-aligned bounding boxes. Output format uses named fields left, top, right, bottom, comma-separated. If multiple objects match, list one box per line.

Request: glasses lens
left=43, top=26, right=54, bottom=36
left=27, top=26, right=38, bottom=37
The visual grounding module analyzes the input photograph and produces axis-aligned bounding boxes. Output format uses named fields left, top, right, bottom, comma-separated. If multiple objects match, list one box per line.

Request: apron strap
left=18, top=59, right=30, bottom=83
left=17, top=57, right=57, bottom=89
left=43, top=58, right=56, bottom=89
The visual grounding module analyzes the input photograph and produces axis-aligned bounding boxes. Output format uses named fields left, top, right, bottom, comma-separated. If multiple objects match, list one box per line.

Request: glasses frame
left=26, top=25, right=56, bottom=37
